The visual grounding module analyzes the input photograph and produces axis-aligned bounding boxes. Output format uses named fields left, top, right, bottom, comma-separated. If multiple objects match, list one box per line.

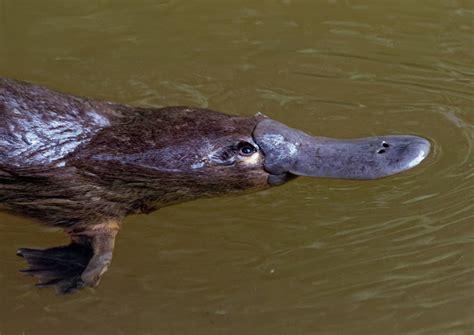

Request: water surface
left=0, top=1, right=473, bottom=334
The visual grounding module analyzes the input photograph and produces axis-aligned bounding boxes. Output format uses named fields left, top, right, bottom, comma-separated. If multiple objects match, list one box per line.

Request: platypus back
left=0, top=78, right=119, bottom=168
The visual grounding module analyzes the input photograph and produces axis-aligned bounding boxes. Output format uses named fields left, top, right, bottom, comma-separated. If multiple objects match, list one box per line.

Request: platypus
left=0, top=78, right=430, bottom=293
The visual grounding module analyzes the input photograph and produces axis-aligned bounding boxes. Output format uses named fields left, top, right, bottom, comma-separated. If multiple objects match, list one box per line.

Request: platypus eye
left=237, top=142, right=257, bottom=156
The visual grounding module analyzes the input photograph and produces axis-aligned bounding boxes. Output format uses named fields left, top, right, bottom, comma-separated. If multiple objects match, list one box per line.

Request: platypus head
left=75, top=108, right=430, bottom=206
left=179, top=112, right=430, bottom=189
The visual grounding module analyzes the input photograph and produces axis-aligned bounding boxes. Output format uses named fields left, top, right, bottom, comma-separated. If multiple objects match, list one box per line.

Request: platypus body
left=0, top=78, right=430, bottom=293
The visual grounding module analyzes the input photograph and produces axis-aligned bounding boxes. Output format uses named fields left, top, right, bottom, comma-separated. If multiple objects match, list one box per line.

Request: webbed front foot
left=18, top=221, right=120, bottom=294
left=17, top=243, right=93, bottom=294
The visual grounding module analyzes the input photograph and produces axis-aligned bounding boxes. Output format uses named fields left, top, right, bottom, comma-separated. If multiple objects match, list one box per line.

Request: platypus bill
left=0, top=78, right=430, bottom=293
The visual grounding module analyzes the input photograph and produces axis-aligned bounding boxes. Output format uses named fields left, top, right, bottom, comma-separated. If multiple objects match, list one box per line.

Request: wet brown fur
left=0, top=78, right=269, bottom=293
left=0, top=78, right=269, bottom=231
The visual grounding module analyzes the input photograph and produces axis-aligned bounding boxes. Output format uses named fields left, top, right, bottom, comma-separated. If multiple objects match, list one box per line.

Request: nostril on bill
left=377, top=141, right=390, bottom=154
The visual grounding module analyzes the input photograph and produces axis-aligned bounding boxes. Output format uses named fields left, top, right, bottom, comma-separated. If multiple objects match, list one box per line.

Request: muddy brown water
left=0, top=1, right=473, bottom=334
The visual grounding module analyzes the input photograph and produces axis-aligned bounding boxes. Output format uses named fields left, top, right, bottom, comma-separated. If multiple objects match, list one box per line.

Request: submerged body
left=0, top=78, right=430, bottom=293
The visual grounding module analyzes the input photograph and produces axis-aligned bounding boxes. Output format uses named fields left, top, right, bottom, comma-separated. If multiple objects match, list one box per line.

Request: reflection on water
left=0, top=1, right=473, bottom=334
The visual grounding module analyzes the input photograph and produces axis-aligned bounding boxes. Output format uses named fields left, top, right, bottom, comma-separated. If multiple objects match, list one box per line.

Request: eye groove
left=382, top=142, right=389, bottom=148
left=378, top=149, right=386, bottom=154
